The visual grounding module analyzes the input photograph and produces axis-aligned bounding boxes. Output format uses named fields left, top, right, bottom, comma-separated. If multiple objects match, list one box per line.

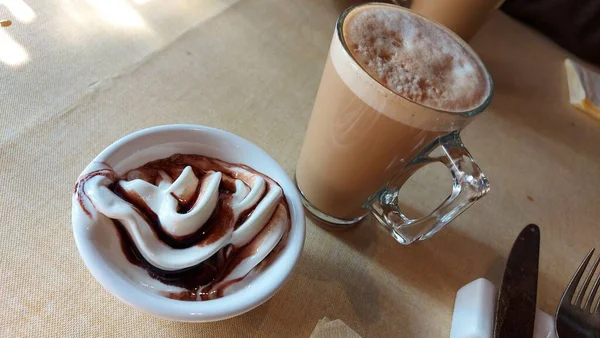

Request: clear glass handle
left=367, top=132, right=490, bottom=245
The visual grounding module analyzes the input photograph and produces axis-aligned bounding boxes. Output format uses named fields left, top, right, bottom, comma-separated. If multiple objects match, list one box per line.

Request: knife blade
left=494, top=224, right=540, bottom=338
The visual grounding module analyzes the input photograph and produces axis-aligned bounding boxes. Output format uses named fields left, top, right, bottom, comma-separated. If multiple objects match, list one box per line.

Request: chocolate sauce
left=74, top=168, right=117, bottom=217
left=114, top=219, right=223, bottom=291
left=114, top=184, right=234, bottom=249
left=76, top=154, right=291, bottom=301
left=233, top=185, right=269, bottom=230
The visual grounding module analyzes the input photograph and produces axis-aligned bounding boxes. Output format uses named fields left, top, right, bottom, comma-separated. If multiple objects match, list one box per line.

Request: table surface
left=2, top=0, right=599, bottom=337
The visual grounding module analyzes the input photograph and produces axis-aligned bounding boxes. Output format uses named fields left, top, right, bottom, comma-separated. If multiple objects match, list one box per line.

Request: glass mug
left=410, top=0, right=505, bottom=41
left=295, top=3, right=492, bottom=245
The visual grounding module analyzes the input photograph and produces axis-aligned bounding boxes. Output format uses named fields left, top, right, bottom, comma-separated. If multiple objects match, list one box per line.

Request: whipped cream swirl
left=73, top=154, right=290, bottom=300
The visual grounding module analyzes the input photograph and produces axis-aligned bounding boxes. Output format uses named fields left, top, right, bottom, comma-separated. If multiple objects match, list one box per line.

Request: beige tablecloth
left=2, top=0, right=600, bottom=337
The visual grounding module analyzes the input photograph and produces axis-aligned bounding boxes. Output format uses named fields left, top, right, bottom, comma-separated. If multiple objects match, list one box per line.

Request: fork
left=556, top=249, right=600, bottom=338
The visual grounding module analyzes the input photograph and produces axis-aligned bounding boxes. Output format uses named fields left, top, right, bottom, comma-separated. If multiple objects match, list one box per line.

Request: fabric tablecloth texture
left=1, top=0, right=600, bottom=337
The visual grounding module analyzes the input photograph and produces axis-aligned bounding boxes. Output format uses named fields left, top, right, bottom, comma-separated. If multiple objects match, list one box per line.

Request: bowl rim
left=72, top=124, right=305, bottom=322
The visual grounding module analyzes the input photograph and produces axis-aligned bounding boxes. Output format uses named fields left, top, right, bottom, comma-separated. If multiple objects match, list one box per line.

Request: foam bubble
left=343, top=6, right=489, bottom=112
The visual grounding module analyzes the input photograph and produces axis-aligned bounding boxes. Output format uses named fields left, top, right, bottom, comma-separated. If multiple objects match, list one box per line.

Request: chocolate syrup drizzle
left=75, top=154, right=290, bottom=301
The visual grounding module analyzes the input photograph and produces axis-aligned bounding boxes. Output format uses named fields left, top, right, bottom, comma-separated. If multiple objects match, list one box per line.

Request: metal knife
left=494, top=224, right=540, bottom=338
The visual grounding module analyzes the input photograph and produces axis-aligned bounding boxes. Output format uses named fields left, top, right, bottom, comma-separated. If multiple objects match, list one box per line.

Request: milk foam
left=332, top=5, right=490, bottom=126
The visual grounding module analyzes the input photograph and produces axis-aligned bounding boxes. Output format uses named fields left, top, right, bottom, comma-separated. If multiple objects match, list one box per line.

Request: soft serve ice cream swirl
left=73, top=154, right=291, bottom=300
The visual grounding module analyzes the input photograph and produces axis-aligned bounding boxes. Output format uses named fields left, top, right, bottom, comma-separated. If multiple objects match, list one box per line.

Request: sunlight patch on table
left=61, top=2, right=85, bottom=24
left=0, top=29, right=29, bottom=66
left=85, top=0, right=147, bottom=29
left=1, top=0, right=36, bottom=23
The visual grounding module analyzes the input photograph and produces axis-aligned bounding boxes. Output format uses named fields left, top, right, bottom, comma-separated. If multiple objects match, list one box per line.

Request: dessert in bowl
left=72, top=125, right=305, bottom=322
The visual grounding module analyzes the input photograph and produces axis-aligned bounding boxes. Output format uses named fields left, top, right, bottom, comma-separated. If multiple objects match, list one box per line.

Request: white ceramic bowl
left=71, top=125, right=305, bottom=322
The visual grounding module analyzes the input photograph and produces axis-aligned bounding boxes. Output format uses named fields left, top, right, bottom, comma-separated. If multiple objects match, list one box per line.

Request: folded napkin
left=565, top=58, right=600, bottom=120
left=450, top=278, right=557, bottom=338
left=310, top=317, right=362, bottom=338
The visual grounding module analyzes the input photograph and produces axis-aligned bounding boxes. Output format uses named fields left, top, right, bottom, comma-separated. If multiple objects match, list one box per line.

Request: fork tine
left=574, top=249, right=598, bottom=307
left=589, top=273, right=600, bottom=313
left=580, top=253, right=600, bottom=310
left=567, top=249, right=595, bottom=304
